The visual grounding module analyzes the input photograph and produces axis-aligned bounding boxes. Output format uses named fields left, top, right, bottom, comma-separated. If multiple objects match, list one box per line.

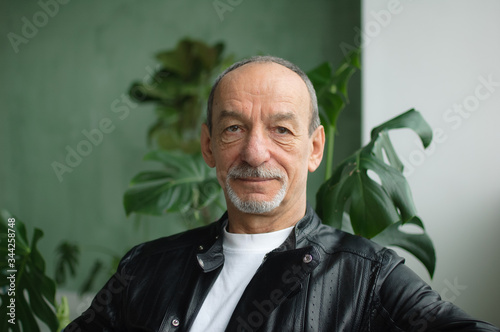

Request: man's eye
left=226, top=125, right=240, bottom=133
left=275, top=127, right=290, bottom=134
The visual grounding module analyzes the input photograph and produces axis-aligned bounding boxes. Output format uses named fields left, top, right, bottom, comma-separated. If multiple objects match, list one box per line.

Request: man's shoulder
left=127, top=221, right=219, bottom=259
left=301, top=207, right=396, bottom=264
left=306, top=222, right=398, bottom=264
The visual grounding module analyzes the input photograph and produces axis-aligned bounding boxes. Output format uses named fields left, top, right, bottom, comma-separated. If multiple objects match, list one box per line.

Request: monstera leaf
left=0, top=210, right=59, bottom=332
left=316, top=109, right=436, bottom=277
left=372, top=217, right=436, bottom=277
left=124, top=150, right=222, bottom=218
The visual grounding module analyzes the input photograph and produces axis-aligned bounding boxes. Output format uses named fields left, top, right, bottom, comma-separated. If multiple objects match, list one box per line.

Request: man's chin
left=225, top=179, right=287, bottom=215
left=227, top=192, right=282, bottom=214
left=231, top=200, right=280, bottom=215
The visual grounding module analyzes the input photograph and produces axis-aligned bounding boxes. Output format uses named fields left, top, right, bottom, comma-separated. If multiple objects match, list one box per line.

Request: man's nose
left=240, top=129, right=271, bottom=167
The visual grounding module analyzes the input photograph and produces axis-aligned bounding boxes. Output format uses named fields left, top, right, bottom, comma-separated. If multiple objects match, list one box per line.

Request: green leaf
left=129, top=81, right=164, bottom=103
left=1, top=210, right=29, bottom=254
left=124, top=151, right=222, bottom=217
left=372, top=217, right=436, bottom=278
left=373, top=131, right=404, bottom=173
left=0, top=211, right=59, bottom=331
left=347, top=48, right=361, bottom=69
left=29, top=229, right=46, bottom=272
left=155, top=38, right=225, bottom=80
left=318, top=92, right=345, bottom=133
left=307, top=62, right=343, bottom=130
left=363, top=156, right=419, bottom=224
left=348, top=169, right=399, bottom=237
left=370, top=109, right=433, bottom=149
left=334, top=61, right=358, bottom=101
left=24, top=272, right=58, bottom=330
left=308, top=62, right=333, bottom=92
left=55, top=241, right=80, bottom=285
left=130, top=170, right=171, bottom=184
left=128, top=38, right=230, bottom=153
left=155, top=106, right=180, bottom=126
left=316, top=155, right=404, bottom=237
left=307, top=50, right=360, bottom=132
left=316, top=110, right=436, bottom=277
left=318, top=110, right=430, bottom=233
left=16, top=294, right=39, bottom=332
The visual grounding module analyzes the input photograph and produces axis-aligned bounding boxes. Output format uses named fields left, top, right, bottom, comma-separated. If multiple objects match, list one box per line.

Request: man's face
left=201, top=62, right=324, bottom=218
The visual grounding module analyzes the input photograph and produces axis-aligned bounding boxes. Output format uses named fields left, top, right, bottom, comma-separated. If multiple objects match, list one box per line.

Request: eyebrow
left=217, top=110, right=244, bottom=122
left=269, top=111, right=298, bottom=124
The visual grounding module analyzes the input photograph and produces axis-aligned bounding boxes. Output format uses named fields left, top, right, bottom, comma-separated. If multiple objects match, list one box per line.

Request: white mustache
left=227, top=164, right=284, bottom=180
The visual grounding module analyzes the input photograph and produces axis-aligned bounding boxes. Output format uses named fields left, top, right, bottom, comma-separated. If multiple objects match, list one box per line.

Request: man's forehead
left=215, top=62, right=309, bottom=103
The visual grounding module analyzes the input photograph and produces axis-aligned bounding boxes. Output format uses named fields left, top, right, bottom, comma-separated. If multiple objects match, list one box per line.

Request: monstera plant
left=315, top=110, right=435, bottom=276
left=0, top=210, right=69, bottom=332
left=123, top=46, right=436, bottom=277
left=309, top=50, right=435, bottom=277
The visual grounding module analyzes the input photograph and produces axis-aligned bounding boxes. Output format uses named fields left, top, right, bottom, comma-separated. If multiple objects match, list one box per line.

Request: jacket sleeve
left=373, top=250, right=499, bottom=332
left=63, top=245, right=140, bottom=332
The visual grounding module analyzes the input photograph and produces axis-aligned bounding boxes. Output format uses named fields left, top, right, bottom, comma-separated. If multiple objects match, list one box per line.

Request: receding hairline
left=217, top=60, right=307, bottom=88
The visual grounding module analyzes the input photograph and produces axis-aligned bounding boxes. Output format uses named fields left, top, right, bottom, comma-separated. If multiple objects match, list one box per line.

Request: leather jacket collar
left=196, top=203, right=319, bottom=273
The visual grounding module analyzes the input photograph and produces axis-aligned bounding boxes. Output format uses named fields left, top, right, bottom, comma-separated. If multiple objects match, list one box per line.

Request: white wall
left=362, top=0, right=500, bottom=325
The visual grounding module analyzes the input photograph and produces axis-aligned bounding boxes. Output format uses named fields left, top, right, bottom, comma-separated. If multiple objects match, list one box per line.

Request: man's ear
left=308, top=125, right=325, bottom=172
left=201, top=123, right=216, bottom=168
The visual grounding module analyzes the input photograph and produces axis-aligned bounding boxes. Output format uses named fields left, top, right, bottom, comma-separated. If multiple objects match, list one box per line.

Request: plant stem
left=324, top=126, right=336, bottom=181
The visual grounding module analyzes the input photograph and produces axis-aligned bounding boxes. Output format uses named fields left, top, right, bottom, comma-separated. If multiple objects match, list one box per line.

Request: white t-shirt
left=189, top=225, right=294, bottom=331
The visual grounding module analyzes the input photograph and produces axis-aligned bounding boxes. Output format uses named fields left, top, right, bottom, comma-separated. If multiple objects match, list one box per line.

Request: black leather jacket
left=67, top=205, right=499, bottom=331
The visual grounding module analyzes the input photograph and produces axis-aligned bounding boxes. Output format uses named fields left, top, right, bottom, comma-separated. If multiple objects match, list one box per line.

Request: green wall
left=0, top=0, right=361, bottom=291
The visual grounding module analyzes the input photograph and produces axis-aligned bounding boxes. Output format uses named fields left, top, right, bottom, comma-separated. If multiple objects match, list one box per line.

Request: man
left=67, top=56, right=499, bottom=331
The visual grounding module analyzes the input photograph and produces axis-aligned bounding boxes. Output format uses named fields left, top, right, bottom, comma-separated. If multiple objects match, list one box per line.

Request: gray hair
left=206, top=55, right=320, bottom=136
